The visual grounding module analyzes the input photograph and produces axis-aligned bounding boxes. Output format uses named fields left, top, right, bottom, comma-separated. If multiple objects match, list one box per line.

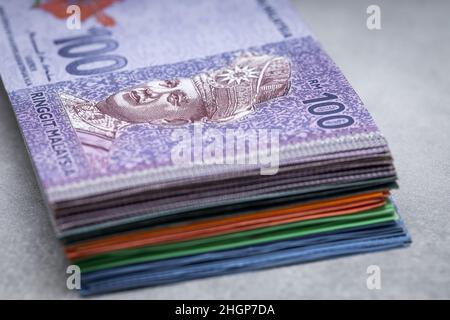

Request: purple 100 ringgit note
left=0, top=0, right=385, bottom=203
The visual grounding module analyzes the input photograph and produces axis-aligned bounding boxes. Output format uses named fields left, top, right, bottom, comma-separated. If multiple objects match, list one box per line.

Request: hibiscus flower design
left=216, top=65, right=259, bottom=85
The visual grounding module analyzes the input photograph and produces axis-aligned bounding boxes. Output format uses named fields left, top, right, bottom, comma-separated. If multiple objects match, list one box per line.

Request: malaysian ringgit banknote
left=0, top=0, right=388, bottom=207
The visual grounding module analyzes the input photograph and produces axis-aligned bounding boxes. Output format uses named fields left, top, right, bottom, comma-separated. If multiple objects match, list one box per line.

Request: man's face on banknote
left=96, top=78, right=206, bottom=124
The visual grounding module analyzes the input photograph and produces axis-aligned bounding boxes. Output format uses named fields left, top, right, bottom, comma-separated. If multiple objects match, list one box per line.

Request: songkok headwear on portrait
left=192, top=52, right=291, bottom=123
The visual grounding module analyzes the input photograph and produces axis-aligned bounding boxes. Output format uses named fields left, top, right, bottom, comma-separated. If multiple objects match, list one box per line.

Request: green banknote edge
left=77, top=201, right=398, bottom=272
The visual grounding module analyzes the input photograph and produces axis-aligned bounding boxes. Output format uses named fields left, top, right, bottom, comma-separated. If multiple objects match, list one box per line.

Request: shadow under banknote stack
left=0, top=0, right=410, bottom=296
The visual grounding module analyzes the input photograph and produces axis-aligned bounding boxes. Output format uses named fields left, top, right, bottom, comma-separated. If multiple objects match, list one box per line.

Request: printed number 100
left=302, top=93, right=355, bottom=129
left=54, top=27, right=128, bottom=76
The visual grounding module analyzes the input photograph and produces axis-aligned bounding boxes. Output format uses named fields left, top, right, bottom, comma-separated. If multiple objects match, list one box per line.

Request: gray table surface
left=1, top=0, right=449, bottom=299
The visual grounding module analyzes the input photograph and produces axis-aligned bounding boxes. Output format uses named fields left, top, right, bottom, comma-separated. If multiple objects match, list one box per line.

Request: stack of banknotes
left=0, top=0, right=411, bottom=295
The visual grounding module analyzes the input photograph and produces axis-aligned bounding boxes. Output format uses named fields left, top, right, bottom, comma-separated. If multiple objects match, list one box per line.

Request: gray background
left=0, top=0, right=449, bottom=299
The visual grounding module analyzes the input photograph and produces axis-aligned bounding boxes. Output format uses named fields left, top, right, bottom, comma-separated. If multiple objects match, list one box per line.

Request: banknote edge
left=45, top=131, right=388, bottom=203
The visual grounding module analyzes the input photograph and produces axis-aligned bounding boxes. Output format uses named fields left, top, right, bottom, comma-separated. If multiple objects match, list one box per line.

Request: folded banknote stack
left=0, top=0, right=410, bottom=296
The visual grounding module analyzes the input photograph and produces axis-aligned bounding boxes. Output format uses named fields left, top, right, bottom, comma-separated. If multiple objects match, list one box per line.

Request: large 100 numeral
left=54, top=27, right=128, bottom=76
left=302, top=93, right=355, bottom=129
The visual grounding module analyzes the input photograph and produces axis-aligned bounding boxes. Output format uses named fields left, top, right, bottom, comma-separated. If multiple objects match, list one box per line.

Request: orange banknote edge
left=66, top=191, right=389, bottom=260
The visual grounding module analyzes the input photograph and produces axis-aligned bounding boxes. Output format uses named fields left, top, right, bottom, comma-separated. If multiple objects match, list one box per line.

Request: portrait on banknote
left=58, top=52, right=291, bottom=169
